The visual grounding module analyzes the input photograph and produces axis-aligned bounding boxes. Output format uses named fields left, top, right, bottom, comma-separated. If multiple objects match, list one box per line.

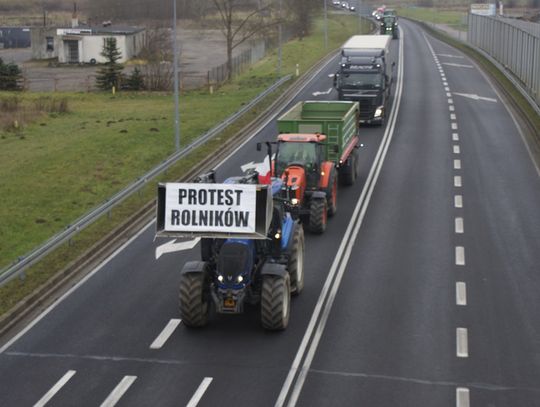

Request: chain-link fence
left=469, top=13, right=540, bottom=107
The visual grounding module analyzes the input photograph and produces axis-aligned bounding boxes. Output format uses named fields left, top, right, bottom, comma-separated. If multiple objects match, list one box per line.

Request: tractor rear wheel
left=340, top=150, right=357, bottom=186
left=261, top=273, right=291, bottom=330
left=288, top=226, right=305, bottom=296
left=178, top=272, right=209, bottom=327
left=308, top=198, right=327, bottom=234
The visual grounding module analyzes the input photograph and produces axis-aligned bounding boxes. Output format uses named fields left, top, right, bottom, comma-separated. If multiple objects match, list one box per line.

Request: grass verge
left=397, top=6, right=468, bottom=30
left=0, top=14, right=365, bottom=317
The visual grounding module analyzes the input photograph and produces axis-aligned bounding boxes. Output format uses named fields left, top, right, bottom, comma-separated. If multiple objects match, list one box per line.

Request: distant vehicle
left=333, top=1, right=341, bottom=5
left=349, top=5, right=356, bottom=11
left=341, top=2, right=349, bottom=8
left=380, top=16, right=399, bottom=39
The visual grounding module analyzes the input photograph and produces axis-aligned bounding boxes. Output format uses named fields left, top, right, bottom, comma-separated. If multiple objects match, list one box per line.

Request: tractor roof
left=278, top=133, right=327, bottom=142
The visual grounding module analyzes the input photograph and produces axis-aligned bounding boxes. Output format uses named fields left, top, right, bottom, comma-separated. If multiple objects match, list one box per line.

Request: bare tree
left=285, top=0, right=317, bottom=39
left=212, top=0, right=277, bottom=80
left=139, top=27, right=174, bottom=90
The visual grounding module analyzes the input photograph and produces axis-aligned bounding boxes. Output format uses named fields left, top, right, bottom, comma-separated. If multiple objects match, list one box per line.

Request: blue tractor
left=175, top=170, right=304, bottom=330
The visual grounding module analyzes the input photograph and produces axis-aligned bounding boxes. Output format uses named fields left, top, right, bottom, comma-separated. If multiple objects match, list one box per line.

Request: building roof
left=56, top=26, right=144, bottom=36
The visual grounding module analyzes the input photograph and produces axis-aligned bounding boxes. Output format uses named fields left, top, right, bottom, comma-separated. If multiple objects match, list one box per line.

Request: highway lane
left=288, top=20, right=540, bottom=407
left=0, top=40, right=398, bottom=406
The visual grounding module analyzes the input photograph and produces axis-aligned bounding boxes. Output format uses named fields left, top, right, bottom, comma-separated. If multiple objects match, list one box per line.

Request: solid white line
left=186, top=377, right=213, bottom=407
left=451, top=122, right=458, bottom=130
left=456, top=282, right=467, bottom=305
left=456, top=328, right=469, bottom=357
left=449, top=105, right=455, bottom=111
left=455, top=217, right=464, bottom=233
left=454, top=159, right=461, bottom=170
left=453, top=145, right=461, bottom=154
left=457, top=387, right=470, bottom=407
left=448, top=98, right=454, bottom=104
left=0, top=219, right=155, bottom=354
left=276, top=26, right=406, bottom=407
left=149, top=319, right=182, bottom=349
left=33, top=370, right=76, bottom=407
left=452, top=133, right=459, bottom=141
left=455, top=246, right=466, bottom=266
left=100, top=376, right=137, bottom=407
left=454, top=195, right=463, bottom=208
left=454, top=176, right=462, bottom=187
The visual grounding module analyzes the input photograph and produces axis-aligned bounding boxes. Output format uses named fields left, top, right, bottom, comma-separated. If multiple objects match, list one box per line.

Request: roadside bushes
left=0, top=58, right=23, bottom=91
left=0, top=96, right=69, bottom=134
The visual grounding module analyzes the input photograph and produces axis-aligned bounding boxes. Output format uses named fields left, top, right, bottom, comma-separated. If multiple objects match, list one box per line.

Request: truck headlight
left=374, top=107, right=383, bottom=118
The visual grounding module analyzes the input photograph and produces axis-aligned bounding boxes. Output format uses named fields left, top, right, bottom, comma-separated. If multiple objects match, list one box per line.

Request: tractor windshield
left=276, top=142, right=317, bottom=174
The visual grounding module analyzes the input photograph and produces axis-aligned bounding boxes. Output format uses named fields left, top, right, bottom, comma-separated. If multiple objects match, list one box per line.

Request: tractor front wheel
left=178, top=272, right=209, bottom=328
left=261, top=273, right=291, bottom=330
left=288, top=226, right=305, bottom=296
left=308, top=198, right=327, bottom=234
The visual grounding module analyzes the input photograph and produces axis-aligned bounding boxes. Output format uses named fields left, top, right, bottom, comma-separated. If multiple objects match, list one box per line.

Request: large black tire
left=261, top=273, right=291, bottom=330
left=288, top=226, right=305, bottom=296
left=308, top=198, right=327, bottom=234
left=326, top=169, right=338, bottom=217
left=340, top=150, right=357, bottom=186
left=178, top=272, right=209, bottom=328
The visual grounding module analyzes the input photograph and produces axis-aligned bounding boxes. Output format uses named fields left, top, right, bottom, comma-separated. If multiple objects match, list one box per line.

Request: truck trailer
left=334, top=35, right=395, bottom=125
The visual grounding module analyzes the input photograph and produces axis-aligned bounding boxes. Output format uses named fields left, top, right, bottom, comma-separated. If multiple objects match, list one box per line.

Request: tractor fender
left=319, top=161, right=335, bottom=189
left=180, top=261, right=207, bottom=275
left=260, top=263, right=288, bottom=277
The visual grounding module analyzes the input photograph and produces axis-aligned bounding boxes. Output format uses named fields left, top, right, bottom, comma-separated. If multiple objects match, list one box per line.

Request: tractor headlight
left=374, top=107, right=383, bottom=118
left=274, top=232, right=281, bottom=239
left=217, top=275, right=224, bottom=282
left=236, top=275, right=244, bottom=283
left=291, top=198, right=299, bottom=205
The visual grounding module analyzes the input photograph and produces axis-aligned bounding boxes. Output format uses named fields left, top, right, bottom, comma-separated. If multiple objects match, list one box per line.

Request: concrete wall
left=31, top=27, right=61, bottom=59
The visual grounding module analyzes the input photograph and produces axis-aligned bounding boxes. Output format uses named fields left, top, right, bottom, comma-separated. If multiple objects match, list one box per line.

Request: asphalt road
left=1, top=20, right=540, bottom=407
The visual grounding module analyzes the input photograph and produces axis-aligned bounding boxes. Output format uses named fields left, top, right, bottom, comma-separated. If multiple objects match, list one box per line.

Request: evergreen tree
left=95, top=38, right=124, bottom=91
left=0, top=57, right=23, bottom=91
left=123, top=66, right=145, bottom=91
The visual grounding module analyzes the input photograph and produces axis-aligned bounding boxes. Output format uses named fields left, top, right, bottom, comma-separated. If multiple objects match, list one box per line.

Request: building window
left=46, top=36, right=54, bottom=51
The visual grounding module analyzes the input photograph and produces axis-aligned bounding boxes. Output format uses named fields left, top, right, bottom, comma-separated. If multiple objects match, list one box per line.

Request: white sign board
left=470, top=3, right=496, bottom=16
left=163, top=183, right=257, bottom=234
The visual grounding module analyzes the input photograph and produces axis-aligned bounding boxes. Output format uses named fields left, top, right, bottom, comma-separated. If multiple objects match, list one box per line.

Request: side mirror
left=256, top=142, right=262, bottom=151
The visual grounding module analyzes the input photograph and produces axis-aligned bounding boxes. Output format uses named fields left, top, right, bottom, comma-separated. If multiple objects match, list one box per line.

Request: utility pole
left=277, top=0, right=282, bottom=76
left=172, top=0, right=180, bottom=151
left=324, top=0, right=328, bottom=49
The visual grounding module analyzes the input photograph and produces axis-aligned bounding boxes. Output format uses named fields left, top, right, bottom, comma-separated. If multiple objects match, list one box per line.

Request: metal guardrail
left=0, top=74, right=292, bottom=286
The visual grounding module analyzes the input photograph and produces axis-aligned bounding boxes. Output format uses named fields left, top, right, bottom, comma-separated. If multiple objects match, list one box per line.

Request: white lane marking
left=454, top=195, right=463, bottom=208
left=437, top=53, right=465, bottom=59
left=451, top=122, right=458, bottom=130
left=453, top=92, right=498, bottom=103
left=455, top=217, right=464, bottom=233
left=452, top=133, right=459, bottom=141
left=0, top=219, right=155, bottom=354
left=443, top=81, right=448, bottom=86
left=100, top=376, right=137, bottom=407
left=455, top=246, right=466, bottom=266
left=449, top=105, right=455, bottom=112
left=456, top=282, right=467, bottom=305
left=186, top=377, right=213, bottom=407
left=456, top=328, right=469, bottom=357
left=448, top=98, right=454, bottom=104
left=453, top=145, right=461, bottom=154
left=443, top=62, right=474, bottom=68
left=155, top=238, right=201, bottom=260
left=454, top=175, right=462, bottom=187
left=446, top=92, right=452, bottom=97
left=454, top=159, right=462, bottom=170
left=457, top=388, right=470, bottom=407
left=312, top=87, right=333, bottom=96
left=445, top=86, right=450, bottom=91
left=150, top=319, right=182, bottom=349
left=441, top=75, right=446, bottom=80
left=33, top=370, right=76, bottom=407
left=450, top=113, right=457, bottom=120
left=275, top=26, right=406, bottom=407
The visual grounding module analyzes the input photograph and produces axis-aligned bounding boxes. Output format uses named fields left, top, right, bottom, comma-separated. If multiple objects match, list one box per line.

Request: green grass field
left=0, top=14, right=367, bottom=315
left=397, top=6, right=469, bottom=30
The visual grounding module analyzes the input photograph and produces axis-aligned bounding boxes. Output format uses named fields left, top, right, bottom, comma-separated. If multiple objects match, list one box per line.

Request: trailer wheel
left=340, top=150, right=357, bottom=186
left=326, top=169, right=338, bottom=217
left=261, top=273, right=290, bottom=330
left=178, top=272, right=209, bottom=328
left=308, top=198, right=327, bottom=234
left=288, top=226, right=305, bottom=296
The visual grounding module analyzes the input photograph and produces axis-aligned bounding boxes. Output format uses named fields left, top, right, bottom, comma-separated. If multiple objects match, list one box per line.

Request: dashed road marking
left=450, top=113, right=457, bottom=120
left=443, top=81, right=448, bottom=86
left=186, top=377, right=213, bottom=407
left=455, top=246, right=465, bottom=265
left=452, top=133, right=459, bottom=141
left=454, top=175, right=462, bottom=187
left=454, top=195, right=463, bottom=208
left=449, top=105, right=455, bottom=111
left=150, top=319, right=182, bottom=349
left=446, top=92, right=452, bottom=97
left=456, top=328, right=469, bottom=357
left=457, top=388, right=470, bottom=407
left=454, top=159, right=461, bottom=170
left=456, top=282, right=467, bottom=305
left=455, top=217, right=464, bottom=233
left=34, top=370, right=76, bottom=407
left=100, top=376, right=137, bottom=407
left=451, top=122, right=458, bottom=130
left=448, top=98, right=454, bottom=104
left=453, top=145, right=461, bottom=154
